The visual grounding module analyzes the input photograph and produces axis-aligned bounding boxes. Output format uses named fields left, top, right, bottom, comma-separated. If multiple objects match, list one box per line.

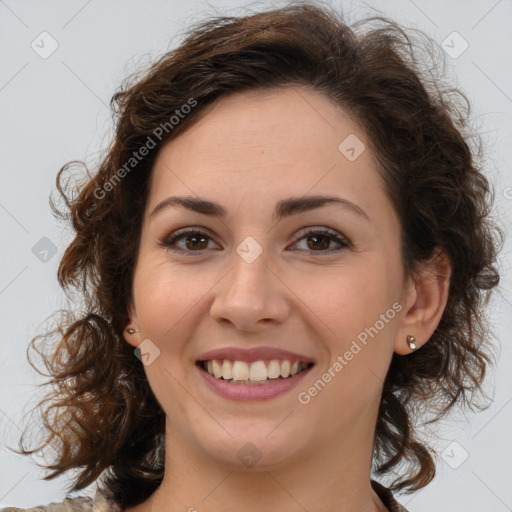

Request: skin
left=123, top=86, right=451, bottom=512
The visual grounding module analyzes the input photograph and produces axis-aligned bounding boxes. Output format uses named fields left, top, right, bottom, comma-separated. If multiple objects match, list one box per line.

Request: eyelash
left=159, top=227, right=350, bottom=255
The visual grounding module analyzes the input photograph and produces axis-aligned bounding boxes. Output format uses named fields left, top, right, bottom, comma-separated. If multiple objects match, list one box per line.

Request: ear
left=123, top=298, right=140, bottom=348
left=394, top=247, right=451, bottom=355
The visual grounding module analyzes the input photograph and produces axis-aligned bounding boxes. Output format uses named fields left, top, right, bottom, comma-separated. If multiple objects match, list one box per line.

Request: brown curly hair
left=15, top=1, right=502, bottom=507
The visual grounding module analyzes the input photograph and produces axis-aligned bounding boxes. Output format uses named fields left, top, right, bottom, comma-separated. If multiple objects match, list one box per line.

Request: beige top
left=1, top=480, right=409, bottom=512
left=0, top=489, right=120, bottom=512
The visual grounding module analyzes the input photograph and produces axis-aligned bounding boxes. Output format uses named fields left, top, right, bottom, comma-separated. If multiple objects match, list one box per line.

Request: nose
left=209, top=246, right=290, bottom=332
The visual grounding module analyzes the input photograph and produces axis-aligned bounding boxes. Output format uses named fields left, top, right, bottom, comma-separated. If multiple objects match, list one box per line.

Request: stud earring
left=406, top=335, right=417, bottom=351
left=127, top=328, right=139, bottom=334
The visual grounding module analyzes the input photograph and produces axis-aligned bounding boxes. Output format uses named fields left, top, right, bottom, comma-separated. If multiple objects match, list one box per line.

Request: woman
left=3, top=2, right=502, bottom=511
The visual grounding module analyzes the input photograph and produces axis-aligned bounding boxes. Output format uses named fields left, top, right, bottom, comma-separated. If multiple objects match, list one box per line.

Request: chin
left=190, top=422, right=314, bottom=472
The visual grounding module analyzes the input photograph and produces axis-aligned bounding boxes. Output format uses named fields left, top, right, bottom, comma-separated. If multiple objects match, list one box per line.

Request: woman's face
left=125, top=86, right=415, bottom=471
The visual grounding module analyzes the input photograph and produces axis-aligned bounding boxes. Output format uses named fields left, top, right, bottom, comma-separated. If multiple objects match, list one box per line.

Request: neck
left=131, top=394, right=388, bottom=512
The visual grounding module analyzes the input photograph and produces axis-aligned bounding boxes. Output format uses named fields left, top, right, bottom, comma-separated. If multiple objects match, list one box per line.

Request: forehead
left=147, top=86, right=394, bottom=225
left=162, top=86, right=369, bottom=169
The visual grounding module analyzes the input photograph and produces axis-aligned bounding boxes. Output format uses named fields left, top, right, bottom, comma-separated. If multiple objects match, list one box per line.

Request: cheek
left=299, top=267, right=397, bottom=419
left=301, top=263, right=394, bottom=341
left=132, top=260, right=203, bottom=405
left=132, top=257, right=205, bottom=342
left=134, top=257, right=190, bottom=357
left=302, top=260, right=399, bottom=390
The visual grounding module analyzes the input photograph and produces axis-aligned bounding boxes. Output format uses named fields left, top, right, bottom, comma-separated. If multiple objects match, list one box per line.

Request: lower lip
left=197, top=363, right=314, bottom=401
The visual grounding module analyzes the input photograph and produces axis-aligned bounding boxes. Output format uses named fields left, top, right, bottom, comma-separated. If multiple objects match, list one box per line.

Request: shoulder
left=0, top=488, right=121, bottom=512
left=371, top=480, right=410, bottom=512
left=4, top=483, right=408, bottom=512
left=0, top=496, right=92, bottom=512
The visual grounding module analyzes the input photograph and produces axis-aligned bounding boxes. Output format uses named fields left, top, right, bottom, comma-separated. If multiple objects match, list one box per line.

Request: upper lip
left=197, top=346, right=315, bottom=364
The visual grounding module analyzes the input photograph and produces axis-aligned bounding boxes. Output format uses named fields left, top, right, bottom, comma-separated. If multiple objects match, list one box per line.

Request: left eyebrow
left=149, top=194, right=370, bottom=222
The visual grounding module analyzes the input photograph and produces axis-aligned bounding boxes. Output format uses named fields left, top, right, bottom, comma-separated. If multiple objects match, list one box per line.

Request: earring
left=127, top=328, right=139, bottom=334
left=406, top=335, right=417, bottom=351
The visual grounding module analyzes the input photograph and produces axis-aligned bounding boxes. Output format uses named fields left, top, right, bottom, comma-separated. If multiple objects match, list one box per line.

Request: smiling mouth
left=196, top=359, right=314, bottom=385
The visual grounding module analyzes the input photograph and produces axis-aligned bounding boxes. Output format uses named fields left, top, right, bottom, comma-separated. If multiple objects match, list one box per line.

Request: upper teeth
left=204, top=360, right=310, bottom=381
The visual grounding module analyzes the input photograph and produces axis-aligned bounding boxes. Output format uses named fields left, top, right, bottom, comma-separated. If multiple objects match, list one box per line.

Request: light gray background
left=1, top=0, right=511, bottom=510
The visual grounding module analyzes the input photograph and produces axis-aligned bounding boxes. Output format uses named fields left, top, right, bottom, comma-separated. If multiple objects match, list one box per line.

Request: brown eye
left=162, top=230, right=216, bottom=252
left=290, top=229, right=350, bottom=254
left=160, top=227, right=349, bottom=255
left=306, top=233, right=331, bottom=250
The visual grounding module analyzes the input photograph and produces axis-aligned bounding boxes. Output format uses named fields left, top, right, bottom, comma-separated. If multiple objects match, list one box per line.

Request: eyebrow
left=149, top=194, right=370, bottom=222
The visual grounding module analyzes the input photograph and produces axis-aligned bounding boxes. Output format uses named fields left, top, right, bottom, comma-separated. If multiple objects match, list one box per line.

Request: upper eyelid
left=164, top=225, right=345, bottom=239
left=162, top=226, right=350, bottom=250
